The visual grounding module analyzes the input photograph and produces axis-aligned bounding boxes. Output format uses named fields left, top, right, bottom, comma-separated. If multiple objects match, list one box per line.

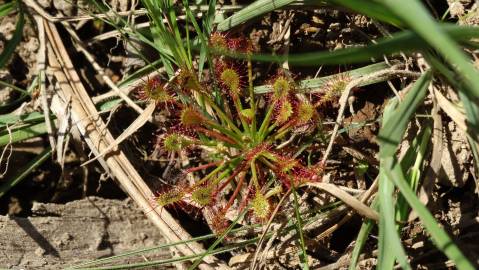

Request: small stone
left=35, top=247, right=46, bottom=256
left=449, top=2, right=465, bottom=17
left=37, top=0, right=52, bottom=9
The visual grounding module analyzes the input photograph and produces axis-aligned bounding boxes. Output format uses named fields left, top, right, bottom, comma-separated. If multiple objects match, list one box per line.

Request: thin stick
left=35, top=15, right=56, bottom=152
left=321, top=68, right=420, bottom=165
left=62, top=23, right=145, bottom=115
left=0, top=124, right=13, bottom=177
left=250, top=188, right=292, bottom=270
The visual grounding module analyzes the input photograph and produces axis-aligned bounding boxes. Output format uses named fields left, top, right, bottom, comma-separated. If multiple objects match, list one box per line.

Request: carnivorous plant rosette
left=137, top=34, right=327, bottom=233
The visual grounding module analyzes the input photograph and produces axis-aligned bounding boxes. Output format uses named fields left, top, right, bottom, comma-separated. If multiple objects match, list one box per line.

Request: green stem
left=204, top=96, right=243, bottom=136
left=272, top=123, right=293, bottom=141
left=193, top=161, right=230, bottom=188
left=257, top=103, right=275, bottom=142
left=211, top=158, right=243, bottom=186
left=234, top=97, right=251, bottom=135
left=206, top=122, right=244, bottom=147
left=250, top=159, right=260, bottom=190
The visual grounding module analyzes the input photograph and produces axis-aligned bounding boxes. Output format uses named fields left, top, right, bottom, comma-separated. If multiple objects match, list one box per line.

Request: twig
left=61, top=22, right=146, bottom=116
left=250, top=189, right=292, bottom=270
left=34, top=15, right=56, bottom=152
left=302, top=182, right=379, bottom=221
left=0, top=124, right=13, bottom=177
left=321, top=68, right=421, bottom=165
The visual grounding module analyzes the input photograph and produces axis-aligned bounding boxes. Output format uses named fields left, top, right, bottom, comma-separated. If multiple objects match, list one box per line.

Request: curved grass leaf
left=71, top=200, right=344, bottom=269
left=396, top=126, right=431, bottom=224
left=377, top=98, right=411, bottom=270
left=378, top=170, right=411, bottom=270
left=188, top=209, right=248, bottom=270
left=0, top=77, right=37, bottom=112
left=348, top=198, right=378, bottom=270
left=0, top=122, right=48, bottom=147
left=0, top=112, right=49, bottom=128
left=378, top=0, right=479, bottom=98
left=377, top=71, right=474, bottom=269
left=293, top=187, right=309, bottom=269
left=382, top=157, right=474, bottom=270
left=0, top=2, right=14, bottom=17
left=245, top=25, right=479, bottom=66
left=217, top=0, right=296, bottom=31
left=325, top=0, right=402, bottom=27
left=68, top=225, right=257, bottom=269
left=217, top=0, right=401, bottom=31
left=378, top=71, right=432, bottom=157
left=72, top=239, right=256, bottom=270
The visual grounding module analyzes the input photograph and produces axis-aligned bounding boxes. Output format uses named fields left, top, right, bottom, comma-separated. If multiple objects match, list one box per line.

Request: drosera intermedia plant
left=136, top=33, right=327, bottom=233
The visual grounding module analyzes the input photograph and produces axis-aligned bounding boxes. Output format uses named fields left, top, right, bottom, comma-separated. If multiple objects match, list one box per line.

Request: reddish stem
left=237, top=181, right=254, bottom=214
left=216, top=164, right=245, bottom=193
left=184, top=161, right=223, bottom=174
left=193, top=126, right=237, bottom=145
left=223, top=173, right=245, bottom=212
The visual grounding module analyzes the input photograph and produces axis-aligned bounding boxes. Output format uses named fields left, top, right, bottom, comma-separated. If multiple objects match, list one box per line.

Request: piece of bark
left=0, top=197, right=173, bottom=269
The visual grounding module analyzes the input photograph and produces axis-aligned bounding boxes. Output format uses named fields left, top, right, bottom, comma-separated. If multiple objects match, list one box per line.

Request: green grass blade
left=0, top=122, right=48, bottom=147
left=245, top=25, right=479, bottom=66
left=73, top=200, right=346, bottom=269
left=182, top=0, right=211, bottom=77
left=0, top=147, right=52, bottom=198
left=396, top=126, right=431, bottom=224
left=68, top=223, right=264, bottom=269
left=348, top=198, right=378, bottom=270
left=293, top=187, right=310, bottom=269
left=254, top=61, right=393, bottom=94
left=85, top=0, right=173, bottom=71
left=72, top=239, right=256, bottom=270
left=0, top=79, right=31, bottom=96
left=378, top=71, right=432, bottom=157
left=325, top=0, right=402, bottom=27
left=0, top=1, right=24, bottom=68
left=204, top=0, right=217, bottom=34
left=377, top=99, right=411, bottom=270
left=0, top=76, right=38, bottom=111
left=379, top=0, right=479, bottom=98
left=188, top=209, right=248, bottom=270
left=0, top=2, right=14, bottom=17
left=217, top=0, right=295, bottom=31
left=117, top=59, right=163, bottom=87
left=378, top=170, right=411, bottom=270
left=383, top=158, right=474, bottom=269
left=376, top=70, right=473, bottom=269
left=0, top=112, right=50, bottom=128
